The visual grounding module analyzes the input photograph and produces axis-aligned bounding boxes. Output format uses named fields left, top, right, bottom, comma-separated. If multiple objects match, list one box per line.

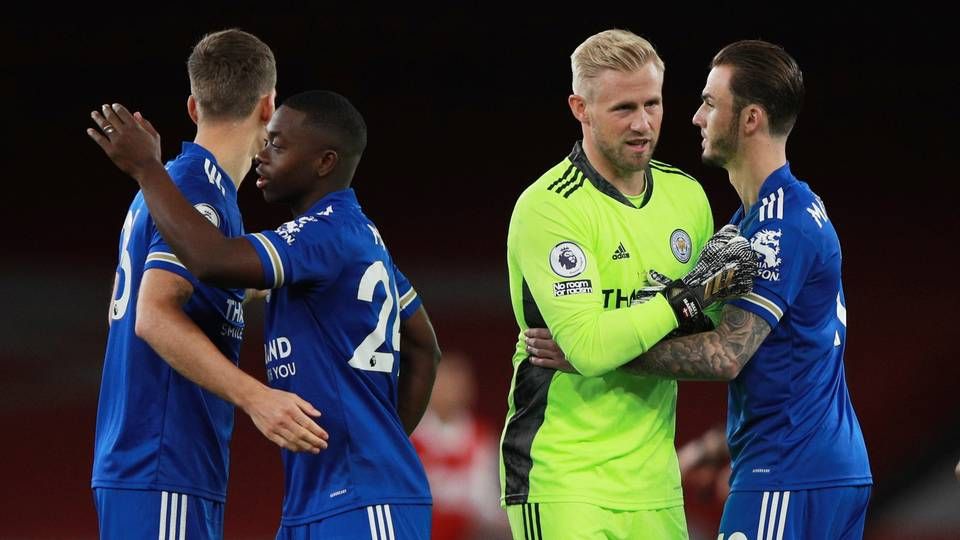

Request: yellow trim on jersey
left=250, top=233, right=284, bottom=288
left=146, top=252, right=186, bottom=269
left=399, top=288, right=418, bottom=310
left=742, top=292, right=784, bottom=321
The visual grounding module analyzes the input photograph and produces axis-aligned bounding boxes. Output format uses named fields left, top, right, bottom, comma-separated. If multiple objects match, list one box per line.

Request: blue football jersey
left=245, top=188, right=430, bottom=527
left=92, top=142, right=246, bottom=502
left=727, top=163, right=872, bottom=491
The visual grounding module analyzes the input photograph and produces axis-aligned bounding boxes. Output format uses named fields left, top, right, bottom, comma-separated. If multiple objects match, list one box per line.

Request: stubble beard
left=702, top=122, right=739, bottom=169
left=596, top=130, right=656, bottom=178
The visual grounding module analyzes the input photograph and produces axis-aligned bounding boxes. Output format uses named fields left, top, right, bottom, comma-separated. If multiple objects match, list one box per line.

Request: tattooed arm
left=525, top=304, right=771, bottom=380
left=622, top=304, right=771, bottom=380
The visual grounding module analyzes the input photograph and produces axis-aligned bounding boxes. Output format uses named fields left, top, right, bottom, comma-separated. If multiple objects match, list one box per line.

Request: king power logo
left=751, top=229, right=783, bottom=281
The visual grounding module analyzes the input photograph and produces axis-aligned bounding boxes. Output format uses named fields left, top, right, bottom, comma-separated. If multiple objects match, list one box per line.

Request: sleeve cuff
left=246, top=232, right=285, bottom=289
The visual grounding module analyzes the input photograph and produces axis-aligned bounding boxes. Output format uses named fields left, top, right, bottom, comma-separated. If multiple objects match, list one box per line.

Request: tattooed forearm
left=623, top=305, right=771, bottom=380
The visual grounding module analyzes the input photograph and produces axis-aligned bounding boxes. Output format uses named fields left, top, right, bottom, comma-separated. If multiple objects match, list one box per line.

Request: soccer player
left=526, top=40, right=873, bottom=539
left=500, top=29, right=756, bottom=539
left=88, top=90, right=441, bottom=539
left=90, top=29, right=326, bottom=540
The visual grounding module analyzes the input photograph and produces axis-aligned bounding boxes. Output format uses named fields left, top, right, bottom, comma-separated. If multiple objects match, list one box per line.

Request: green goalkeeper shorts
left=506, top=502, right=688, bottom=539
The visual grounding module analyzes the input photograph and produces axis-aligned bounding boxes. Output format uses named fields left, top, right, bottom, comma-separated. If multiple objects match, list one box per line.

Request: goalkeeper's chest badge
left=670, top=229, right=692, bottom=263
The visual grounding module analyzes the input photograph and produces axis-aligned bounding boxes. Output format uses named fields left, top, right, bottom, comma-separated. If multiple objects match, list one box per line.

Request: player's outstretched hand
left=87, top=103, right=163, bottom=182
left=243, top=386, right=329, bottom=454
left=525, top=328, right=578, bottom=373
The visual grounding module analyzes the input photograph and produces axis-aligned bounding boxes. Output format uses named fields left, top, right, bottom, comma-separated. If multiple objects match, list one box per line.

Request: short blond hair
left=571, top=29, right=665, bottom=99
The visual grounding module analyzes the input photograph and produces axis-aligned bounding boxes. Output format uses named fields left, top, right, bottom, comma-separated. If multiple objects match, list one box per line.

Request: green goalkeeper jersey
left=500, top=142, right=714, bottom=510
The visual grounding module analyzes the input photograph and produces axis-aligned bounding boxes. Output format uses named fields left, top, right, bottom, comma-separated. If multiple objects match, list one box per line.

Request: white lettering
left=225, top=298, right=245, bottom=324
left=366, top=224, right=383, bottom=247
left=220, top=324, right=244, bottom=339
left=204, top=159, right=225, bottom=196
left=264, top=336, right=293, bottom=363
left=806, top=198, right=829, bottom=228
left=758, top=269, right=780, bottom=281
left=266, top=362, right=297, bottom=382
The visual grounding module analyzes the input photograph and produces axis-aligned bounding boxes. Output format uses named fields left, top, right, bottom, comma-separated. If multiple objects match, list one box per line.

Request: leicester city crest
left=670, top=229, right=692, bottom=263
left=193, top=203, right=220, bottom=228
left=550, top=241, right=587, bottom=278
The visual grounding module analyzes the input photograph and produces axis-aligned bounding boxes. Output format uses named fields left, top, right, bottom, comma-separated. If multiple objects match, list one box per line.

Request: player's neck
left=728, top=140, right=787, bottom=210
left=582, top=139, right=646, bottom=196
left=194, top=121, right=262, bottom=188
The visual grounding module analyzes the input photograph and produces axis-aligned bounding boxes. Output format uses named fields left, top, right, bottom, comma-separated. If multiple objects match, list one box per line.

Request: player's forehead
left=702, top=65, right=734, bottom=102
left=590, top=64, right=663, bottom=104
left=266, top=106, right=308, bottom=137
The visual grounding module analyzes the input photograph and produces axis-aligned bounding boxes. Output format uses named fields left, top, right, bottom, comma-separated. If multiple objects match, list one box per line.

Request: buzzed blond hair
left=571, top=29, right=665, bottom=99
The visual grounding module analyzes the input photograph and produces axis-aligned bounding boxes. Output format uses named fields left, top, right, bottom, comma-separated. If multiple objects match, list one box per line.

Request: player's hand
left=658, top=230, right=757, bottom=334
left=524, top=328, right=578, bottom=373
left=87, top=103, right=164, bottom=182
left=243, top=288, right=269, bottom=305
left=243, top=386, right=329, bottom=453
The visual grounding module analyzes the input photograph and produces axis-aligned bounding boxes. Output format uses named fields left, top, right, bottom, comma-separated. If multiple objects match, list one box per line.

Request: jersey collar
left=303, top=188, right=359, bottom=216
left=177, top=142, right=238, bottom=198
left=733, top=162, right=797, bottom=228
left=568, top=141, right=653, bottom=208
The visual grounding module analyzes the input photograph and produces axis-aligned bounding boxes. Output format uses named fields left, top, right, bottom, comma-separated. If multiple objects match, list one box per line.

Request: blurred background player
left=678, top=425, right=731, bottom=538
left=90, top=29, right=325, bottom=540
left=411, top=351, right=510, bottom=540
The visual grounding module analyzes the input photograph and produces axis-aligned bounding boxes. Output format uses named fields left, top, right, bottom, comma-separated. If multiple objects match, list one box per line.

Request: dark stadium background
left=3, top=7, right=955, bottom=539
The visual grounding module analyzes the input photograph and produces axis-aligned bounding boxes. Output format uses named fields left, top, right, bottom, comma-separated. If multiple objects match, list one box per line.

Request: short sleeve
left=393, top=264, right=423, bottom=320
left=245, top=214, right=344, bottom=290
left=144, top=172, right=229, bottom=285
left=732, top=218, right=817, bottom=329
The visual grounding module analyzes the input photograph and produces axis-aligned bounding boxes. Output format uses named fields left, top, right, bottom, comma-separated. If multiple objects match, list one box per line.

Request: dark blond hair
left=187, top=29, right=276, bottom=120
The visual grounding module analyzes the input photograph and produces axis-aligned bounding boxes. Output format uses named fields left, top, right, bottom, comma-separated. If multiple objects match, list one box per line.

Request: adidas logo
left=612, top=242, right=631, bottom=260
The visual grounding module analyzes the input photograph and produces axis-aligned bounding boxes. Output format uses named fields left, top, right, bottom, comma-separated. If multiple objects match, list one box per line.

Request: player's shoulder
left=515, top=154, right=593, bottom=218
left=758, top=178, right=831, bottom=233
left=271, top=202, right=341, bottom=244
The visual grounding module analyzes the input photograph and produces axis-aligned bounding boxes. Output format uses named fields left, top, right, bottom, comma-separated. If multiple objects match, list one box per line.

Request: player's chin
left=260, top=188, right=282, bottom=204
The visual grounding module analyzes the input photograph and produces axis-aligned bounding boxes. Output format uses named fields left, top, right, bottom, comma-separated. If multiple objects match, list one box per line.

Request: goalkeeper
left=500, top=29, right=756, bottom=540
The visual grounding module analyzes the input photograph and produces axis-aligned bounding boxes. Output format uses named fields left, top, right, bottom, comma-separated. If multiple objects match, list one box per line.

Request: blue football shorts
left=93, top=487, right=223, bottom=540
left=718, top=485, right=871, bottom=540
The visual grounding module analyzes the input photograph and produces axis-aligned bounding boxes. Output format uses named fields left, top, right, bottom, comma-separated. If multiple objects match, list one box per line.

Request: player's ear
left=314, top=149, right=339, bottom=179
left=187, top=95, right=199, bottom=125
left=743, top=104, right=764, bottom=136
left=568, top=94, right=588, bottom=124
left=260, top=89, right=277, bottom=123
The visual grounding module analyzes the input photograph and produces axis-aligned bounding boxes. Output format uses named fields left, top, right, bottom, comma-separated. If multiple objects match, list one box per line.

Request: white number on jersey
left=111, top=209, right=139, bottom=320
left=348, top=261, right=401, bottom=373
